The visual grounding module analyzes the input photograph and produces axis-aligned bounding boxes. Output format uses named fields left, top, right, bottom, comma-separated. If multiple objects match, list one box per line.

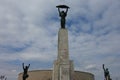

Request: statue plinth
left=52, top=28, right=74, bottom=80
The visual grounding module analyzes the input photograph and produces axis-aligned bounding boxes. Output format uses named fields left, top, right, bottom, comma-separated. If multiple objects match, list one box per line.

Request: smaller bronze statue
left=22, top=63, right=30, bottom=80
left=56, top=5, right=70, bottom=29
left=0, top=75, right=7, bottom=80
left=103, top=64, right=112, bottom=80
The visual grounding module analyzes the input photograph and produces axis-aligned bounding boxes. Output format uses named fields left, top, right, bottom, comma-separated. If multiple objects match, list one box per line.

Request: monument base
left=18, top=70, right=94, bottom=80
left=52, top=60, right=74, bottom=80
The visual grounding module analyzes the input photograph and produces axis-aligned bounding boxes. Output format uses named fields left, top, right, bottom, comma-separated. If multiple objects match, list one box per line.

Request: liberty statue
left=56, top=5, right=69, bottom=29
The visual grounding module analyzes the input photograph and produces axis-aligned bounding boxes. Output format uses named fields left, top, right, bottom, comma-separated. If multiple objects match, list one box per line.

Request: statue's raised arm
left=22, top=63, right=24, bottom=69
left=103, top=64, right=105, bottom=71
left=58, top=8, right=60, bottom=16
left=28, top=64, right=30, bottom=68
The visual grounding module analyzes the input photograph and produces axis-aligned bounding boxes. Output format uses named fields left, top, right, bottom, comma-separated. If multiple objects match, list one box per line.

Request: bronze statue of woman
left=56, top=5, right=69, bottom=29
left=58, top=8, right=68, bottom=29
left=22, top=63, right=30, bottom=80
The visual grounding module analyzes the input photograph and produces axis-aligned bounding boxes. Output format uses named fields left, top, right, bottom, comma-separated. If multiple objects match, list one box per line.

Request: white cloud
left=85, top=64, right=97, bottom=70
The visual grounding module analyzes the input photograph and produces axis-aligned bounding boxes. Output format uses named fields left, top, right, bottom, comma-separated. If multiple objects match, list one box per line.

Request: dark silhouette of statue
left=22, top=63, right=30, bottom=80
left=103, top=64, right=112, bottom=80
left=56, top=5, right=69, bottom=29
left=58, top=8, right=68, bottom=29
left=0, top=75, right=7, bottom=80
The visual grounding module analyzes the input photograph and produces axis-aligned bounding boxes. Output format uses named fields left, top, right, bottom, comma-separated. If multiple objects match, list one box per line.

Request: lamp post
left=56, top=5, right=70, bottom=29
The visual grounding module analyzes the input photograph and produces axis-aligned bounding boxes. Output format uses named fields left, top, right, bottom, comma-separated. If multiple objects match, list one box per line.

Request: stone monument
left=52, top=5, right=74, bottom=80
left=18, top=4, right=94, bottom=80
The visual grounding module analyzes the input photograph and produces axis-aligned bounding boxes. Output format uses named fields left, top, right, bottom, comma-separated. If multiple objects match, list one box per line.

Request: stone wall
left=18, top=70, right=94, bottom=80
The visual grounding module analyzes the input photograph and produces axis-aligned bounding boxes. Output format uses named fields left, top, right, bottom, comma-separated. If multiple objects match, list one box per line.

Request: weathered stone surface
left=53, top=60, right=74, bottom=80
left=18, top=70, right=94, bottom=80
left=52, top=28, right=74, bottom=80
left=18, top=28, right=95, bottom=80
left=58, top=28, right=69, bottom=61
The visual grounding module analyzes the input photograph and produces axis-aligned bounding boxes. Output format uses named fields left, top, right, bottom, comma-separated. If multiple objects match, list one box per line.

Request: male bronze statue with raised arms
left=103, top=64, right=112, bottom=80
left=22, top=63, right=30, bottom=80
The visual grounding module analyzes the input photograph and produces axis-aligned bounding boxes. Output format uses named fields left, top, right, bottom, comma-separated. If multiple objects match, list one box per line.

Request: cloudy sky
left=0, top=0, right=120, bottom=80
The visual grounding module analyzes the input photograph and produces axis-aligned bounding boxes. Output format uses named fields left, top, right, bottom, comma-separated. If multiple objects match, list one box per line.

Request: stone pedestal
left=53, top=60, right=74, bottom=80
left=52, top=29, right=74, bottom=80
left=18, top=28, right=95, bottom=80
